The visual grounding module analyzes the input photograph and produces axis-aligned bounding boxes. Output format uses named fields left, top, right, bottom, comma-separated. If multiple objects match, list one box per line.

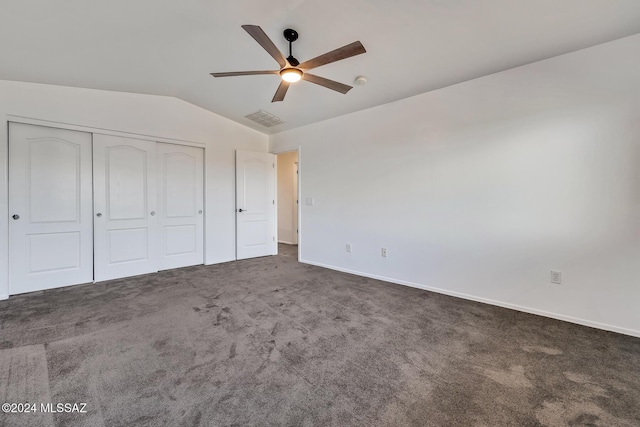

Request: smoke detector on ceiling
left=354, top=76, right=368, bottom=86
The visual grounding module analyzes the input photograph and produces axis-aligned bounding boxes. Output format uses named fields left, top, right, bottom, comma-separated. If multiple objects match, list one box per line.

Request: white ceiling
left=2, top=0, right=640, bottom=134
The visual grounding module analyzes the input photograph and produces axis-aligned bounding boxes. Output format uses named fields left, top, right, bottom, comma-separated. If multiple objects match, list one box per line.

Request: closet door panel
left=8, top=123, right=93, bottom=294
left=157, top=143, right=204, bottom=270
left=93, top=134, right=157, bottom=281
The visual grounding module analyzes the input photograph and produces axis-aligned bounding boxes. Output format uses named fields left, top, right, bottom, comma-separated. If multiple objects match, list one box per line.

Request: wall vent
left=245, top=110, right=286, bottom=127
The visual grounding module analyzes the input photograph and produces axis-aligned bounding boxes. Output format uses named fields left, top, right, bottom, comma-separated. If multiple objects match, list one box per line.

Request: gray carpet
left=0, top=244, right=639, bottom=427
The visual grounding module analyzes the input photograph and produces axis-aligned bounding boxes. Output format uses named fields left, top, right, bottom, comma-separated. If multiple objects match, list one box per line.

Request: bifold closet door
left=8, top=123, right=93, bottom=295
left=157, top=143, right=204, bottom=270
left=93, top=134, right=158, bottom=281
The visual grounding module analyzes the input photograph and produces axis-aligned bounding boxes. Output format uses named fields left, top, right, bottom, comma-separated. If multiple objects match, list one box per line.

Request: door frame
left=271, top=146, right=302, bottom=262
left=2, top=115, right=207, bottom=298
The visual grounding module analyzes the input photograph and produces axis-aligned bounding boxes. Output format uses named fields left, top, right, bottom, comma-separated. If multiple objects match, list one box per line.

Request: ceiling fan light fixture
left=280, top=68, right=302, bottom=83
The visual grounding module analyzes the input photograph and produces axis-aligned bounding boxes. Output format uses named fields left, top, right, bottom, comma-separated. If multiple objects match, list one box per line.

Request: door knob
left=238, top=208, right=245, bottom=213
left=96, top=213, right=102, bottom=217
left=198, top=210, right=203, bottom=214
left=150, top=211, right=156, bottom=216
left=12, top=214, right=19, bottom=220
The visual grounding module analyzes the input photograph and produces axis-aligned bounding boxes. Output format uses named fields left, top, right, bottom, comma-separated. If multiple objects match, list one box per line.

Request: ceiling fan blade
left=272, top=80, right=290, bottom=102
left=298, top=41, right=366, bottom=71
left=302, top=73, right=352, bottom=94
left=210, top=70, right=278, bottom=77
left=242, top=25, right=288, bottom=68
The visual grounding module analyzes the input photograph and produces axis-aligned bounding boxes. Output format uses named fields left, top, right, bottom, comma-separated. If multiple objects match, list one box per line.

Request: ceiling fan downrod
left=283, top=28, right=300, bottom=67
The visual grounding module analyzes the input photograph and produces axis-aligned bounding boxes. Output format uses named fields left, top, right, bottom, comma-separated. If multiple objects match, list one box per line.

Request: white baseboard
left=205, top=257, right=236, bottom=266
left=299, top=258, right=640, bottom=339
left=0, top=293, right=8, bottom=301
left=278, top=240, right=296, bottom=245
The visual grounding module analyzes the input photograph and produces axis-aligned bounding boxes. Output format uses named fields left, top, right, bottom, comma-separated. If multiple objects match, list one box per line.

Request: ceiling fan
left=211, top=25, right=366, bottom=102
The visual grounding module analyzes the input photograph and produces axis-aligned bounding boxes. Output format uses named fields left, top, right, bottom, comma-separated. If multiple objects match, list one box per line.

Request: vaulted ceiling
left=2, top=0, right=640, bottom=134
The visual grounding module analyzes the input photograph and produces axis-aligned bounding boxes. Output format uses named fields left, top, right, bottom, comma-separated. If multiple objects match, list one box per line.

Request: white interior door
left=236, top=150, right=277, bottom=260
left=157, top=143, right=204, bottom=270
left=8, top=123, right=93, bottom=294
left=93, top=134, right=157, bottom=281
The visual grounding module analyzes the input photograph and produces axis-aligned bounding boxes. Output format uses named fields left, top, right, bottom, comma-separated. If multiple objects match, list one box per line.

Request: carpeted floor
left=0, top=244, right=639, bottom=427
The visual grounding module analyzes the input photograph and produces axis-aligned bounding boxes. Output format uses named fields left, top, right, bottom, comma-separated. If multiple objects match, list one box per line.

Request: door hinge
left=273, top=200, right=275, bottom=204
left=272, top=163, right=275, bottom=168
left=273, top=236, right=275, bottom=241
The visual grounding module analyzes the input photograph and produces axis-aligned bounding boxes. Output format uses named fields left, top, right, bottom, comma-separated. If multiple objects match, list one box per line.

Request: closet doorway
left=276, top=150, right=299, bottom=253
left=8, top=122, right=204, bottom=295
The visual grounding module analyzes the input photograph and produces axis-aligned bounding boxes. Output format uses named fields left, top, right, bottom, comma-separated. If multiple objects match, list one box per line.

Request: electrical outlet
left=551, top=270, right=562, bottom=284
left=304, top=197, right=314, bottom=206
left=346, top=243, right=352, bottom=253
left=381, top=248, right=387, bottom=257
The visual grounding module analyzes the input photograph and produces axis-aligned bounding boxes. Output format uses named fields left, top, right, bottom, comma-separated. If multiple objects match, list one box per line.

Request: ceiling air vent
left=245, top=110, right=286, bottom=127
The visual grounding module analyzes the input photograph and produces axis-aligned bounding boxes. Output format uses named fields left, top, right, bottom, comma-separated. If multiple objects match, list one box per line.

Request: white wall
left=0, top=81, right=268, bottom=299
left=271, top=34, right=640, bottom=337
left=277, top=151, right=298, bottom=244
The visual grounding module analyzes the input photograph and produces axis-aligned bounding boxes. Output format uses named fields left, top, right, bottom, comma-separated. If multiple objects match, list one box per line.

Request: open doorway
left=276, top=150, right=299, bottom=258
